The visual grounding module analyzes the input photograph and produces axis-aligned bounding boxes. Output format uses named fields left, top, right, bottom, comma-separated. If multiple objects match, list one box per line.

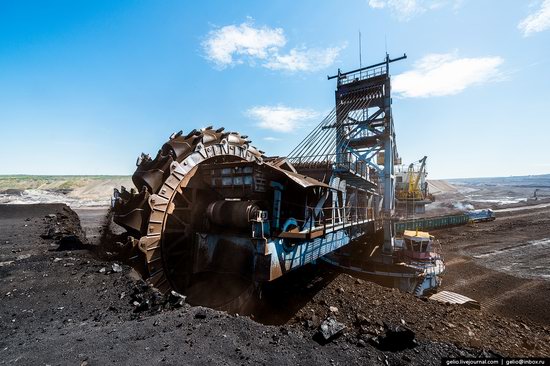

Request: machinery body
left=113, top=131, right=376, bottom=308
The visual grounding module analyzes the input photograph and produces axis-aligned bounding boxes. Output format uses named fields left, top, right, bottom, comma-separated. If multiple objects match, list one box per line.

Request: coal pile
left=2, top=203, right=549, bottom=365
left=290, top=270, right=550, bottom=357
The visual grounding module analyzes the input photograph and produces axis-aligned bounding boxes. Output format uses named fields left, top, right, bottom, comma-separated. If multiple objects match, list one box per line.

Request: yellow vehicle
left=396, top=156, right=428, bottom=201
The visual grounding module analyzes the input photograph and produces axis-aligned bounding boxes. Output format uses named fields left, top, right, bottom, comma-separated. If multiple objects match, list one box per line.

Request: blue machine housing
left=466, top=209, right=496, bottom=222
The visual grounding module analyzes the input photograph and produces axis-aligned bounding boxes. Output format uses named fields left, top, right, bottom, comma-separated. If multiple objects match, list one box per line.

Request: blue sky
left=0, top=0, right=549, bottom=179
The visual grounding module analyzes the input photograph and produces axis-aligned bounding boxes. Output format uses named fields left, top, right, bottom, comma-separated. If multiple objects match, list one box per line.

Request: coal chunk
left=111, top=263, right=123, bottom=273
left=57, top=235, right=85, bottom=250
left=315, top=318, right=346, bottom=344
left=374, top=324, right=416, bottom=351
left=134, top=299, right=150, bottom=313
left=167, top=291, right=187, bottom=308
left=194, top=310, right=207, bottom=319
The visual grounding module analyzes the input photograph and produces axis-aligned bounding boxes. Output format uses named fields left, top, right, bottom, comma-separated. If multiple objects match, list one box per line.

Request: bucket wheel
left=113, top=127, right=264, bottom=298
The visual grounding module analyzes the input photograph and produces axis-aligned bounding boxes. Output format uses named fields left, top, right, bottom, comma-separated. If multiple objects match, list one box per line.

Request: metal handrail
left=288, top=205, right=375, bottom=234
left=327, top=53, right=407, bottom=82
left=337, top=66, right=387, bottom=86
left=289, top=152, right=373, bottom=179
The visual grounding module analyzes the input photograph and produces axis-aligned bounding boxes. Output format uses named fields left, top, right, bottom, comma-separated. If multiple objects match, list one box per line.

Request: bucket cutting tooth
left=113, top=187, right=151, bottom=237
left=132, top=151, right=174, bottom=194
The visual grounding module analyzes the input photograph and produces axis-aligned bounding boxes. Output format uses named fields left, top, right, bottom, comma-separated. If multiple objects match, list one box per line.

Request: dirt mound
left=428, top=180, right=458, bottom=195
left=39, top=205, right=88, bottom=250
left=288, top=271, right=549, bottom=357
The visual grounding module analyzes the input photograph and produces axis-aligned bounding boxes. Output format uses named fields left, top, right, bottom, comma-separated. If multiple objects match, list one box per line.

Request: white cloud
left=202, top=21, right=286, bottom=68
left=368, top=0, right=427, bottom=20
left=246, top=105, right=319, bottom=132
left=368, top=0, right=387, bottom=8
left=367, top=0, right=461, bottom=21
left=393, top=52, right=504, bottom=98
left=518, top=0, right=550, bottom=36
left=202, top=21, right=343, bottom=72
left=263, top=136, right=281, bottom=141
left=264, top=46, right=343, bottom=72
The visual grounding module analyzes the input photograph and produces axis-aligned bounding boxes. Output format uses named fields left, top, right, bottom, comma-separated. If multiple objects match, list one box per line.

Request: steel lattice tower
left=288, top=53, right=406, bottom=258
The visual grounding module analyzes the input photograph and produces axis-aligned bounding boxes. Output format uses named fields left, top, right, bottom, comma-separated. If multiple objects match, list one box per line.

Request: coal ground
left=435, top=201, right=550, bottom=325
left=1, top=204, right=549, bottom=365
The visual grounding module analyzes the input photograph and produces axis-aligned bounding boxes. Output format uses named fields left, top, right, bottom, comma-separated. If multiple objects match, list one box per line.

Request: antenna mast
left=359, top=31, right=362, bottom=69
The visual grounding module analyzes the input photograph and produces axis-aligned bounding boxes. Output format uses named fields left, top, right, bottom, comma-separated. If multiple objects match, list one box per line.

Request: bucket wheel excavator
left=112, top=54, right=445, bottom=310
